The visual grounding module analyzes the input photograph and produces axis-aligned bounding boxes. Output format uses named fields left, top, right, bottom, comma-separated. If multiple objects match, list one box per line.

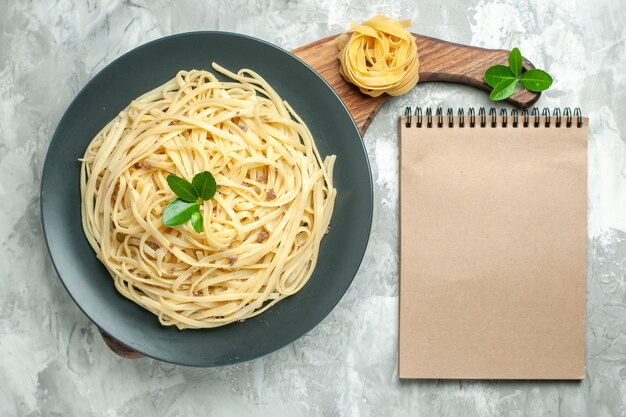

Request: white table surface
left=1, top=0, right=625, bottom=415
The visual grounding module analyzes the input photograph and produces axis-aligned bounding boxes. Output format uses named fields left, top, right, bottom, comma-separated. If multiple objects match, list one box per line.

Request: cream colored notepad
left=399, top=108, right=588, bottom=379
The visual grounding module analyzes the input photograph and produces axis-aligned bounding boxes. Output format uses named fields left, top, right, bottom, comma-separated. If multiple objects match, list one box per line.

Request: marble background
left=1, top=0, right=625, bottom=416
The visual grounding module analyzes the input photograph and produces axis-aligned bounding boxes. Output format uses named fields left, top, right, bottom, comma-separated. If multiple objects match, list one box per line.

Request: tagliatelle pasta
left=337, top=16, right=420, bottom=97
left=80, top=63, right=336, bottom=329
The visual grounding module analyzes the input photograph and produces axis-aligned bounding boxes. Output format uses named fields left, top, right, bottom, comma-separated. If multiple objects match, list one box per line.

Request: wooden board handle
left=100, top=330, right=143, bottom=359
left=415, top=35, right=539, bottom=106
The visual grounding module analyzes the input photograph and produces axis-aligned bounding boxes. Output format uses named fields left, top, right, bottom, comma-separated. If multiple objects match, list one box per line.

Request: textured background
left=1, top=0, right=625, bottom=416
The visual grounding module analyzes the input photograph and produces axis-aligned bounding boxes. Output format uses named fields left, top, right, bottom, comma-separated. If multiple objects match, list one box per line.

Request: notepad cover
left=399, top=116, right=588, bottom=379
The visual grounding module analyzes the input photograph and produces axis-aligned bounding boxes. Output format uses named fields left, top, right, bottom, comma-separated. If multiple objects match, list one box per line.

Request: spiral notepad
left=399, top=107, right=588, bottom=379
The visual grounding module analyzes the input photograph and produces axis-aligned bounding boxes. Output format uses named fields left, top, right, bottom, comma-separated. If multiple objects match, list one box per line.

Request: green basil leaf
left=521, top=69, right=553, bottom=92
left=192, top=171, right=217, bottom=201
left=509, top=47, right=522, bottom=77
left=162, top=199, right=199, bottom=226
left=166, top=175, right=198, bottom=202
left=484, top=65, right=515, bottom=88
left=191, top=210, right=203, bottom=233
left=489, top=78, right=519, bottom=101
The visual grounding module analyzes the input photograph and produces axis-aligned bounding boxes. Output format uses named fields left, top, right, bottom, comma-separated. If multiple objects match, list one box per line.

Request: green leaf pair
left=484, top=47, right=553, bottom=101
left=162, top=171, right=217, bottom=232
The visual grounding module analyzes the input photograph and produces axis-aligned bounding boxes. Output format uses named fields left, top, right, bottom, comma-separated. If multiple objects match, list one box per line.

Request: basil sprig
left=484, top=47, right=553, bottom=101
left=162, top=171, right=216, bottom=232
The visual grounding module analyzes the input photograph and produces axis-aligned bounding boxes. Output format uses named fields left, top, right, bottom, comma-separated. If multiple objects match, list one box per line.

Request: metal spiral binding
left=553, top=108, right=561, bottom=127
left=564, top=108, right=572, bottom=127
left=523, top=108, right=530, bottom=127
left=532, top=108, right=540, bottom=127
left=574, top=108, right=583, bottom=127
left=542, top=107, right=551, bottom=127
left=436, top=108, right=444, bottom=127
left=403, top=107, right=583, bottom=128
left=500, top=109, right=508, bottom=128
left=489, top=108, right=497, bottom=127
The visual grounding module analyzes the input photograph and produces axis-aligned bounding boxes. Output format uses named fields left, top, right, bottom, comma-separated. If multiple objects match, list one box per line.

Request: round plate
left=41, top=32, right=372, bottom=366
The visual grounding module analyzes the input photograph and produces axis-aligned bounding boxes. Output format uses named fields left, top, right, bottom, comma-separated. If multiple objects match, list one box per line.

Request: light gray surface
left=1, top=0, right=625, bottom=416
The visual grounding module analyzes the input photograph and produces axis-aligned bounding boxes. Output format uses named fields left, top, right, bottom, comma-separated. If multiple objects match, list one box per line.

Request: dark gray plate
left=41, top=32, right=372, bottom=367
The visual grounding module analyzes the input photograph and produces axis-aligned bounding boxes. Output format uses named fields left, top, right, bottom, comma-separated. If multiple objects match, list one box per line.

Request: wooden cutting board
left=100, top=33, right=539, bottom=357
left=293, top=33, right=539, bottom=134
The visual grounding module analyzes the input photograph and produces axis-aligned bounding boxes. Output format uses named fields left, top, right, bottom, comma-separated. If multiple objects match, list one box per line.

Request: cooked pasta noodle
left=80, top=63, right=336, bottom=329
left=338, top=16, right=419, bottom=97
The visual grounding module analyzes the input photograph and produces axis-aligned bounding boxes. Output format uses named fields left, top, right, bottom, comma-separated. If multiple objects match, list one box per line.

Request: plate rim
left=41, top=30, right=373, bottom=366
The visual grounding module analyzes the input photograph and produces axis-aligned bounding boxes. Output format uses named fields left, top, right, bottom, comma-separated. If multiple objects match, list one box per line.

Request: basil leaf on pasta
left=162, top=199, right=199, bottom=226
left=191, top=210, right=203, bottom=233
left=167, top=175, right=198, bottom=202
left=192, top=171, right=217, bottom=201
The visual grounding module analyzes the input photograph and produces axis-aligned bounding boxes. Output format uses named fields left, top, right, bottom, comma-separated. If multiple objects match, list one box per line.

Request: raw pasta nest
left=338, top=16, right=420, bottom=97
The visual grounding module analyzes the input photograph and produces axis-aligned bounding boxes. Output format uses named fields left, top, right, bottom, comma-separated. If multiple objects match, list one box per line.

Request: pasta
left=338, top=16, right=419, bottom=97
left=80, top=64, right=336, bottom=329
